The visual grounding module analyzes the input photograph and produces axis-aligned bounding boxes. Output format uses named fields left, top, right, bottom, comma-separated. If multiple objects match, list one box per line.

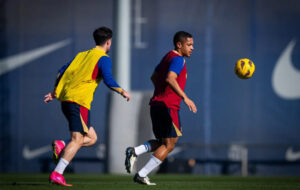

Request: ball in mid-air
left=234, top=58, right=255, bottom=79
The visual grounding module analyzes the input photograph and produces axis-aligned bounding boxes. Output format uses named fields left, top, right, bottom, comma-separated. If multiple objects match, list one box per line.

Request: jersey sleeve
left=168, top=56, right=185, bottom=75
left=54, top=60, right=72, bottom=87
left=98, top=56, right=123, bottom=94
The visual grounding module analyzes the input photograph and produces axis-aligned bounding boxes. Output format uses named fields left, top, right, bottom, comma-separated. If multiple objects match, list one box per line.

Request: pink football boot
left=49, top=171, right=72, bottom=187
left=52, top=140, right=65, bottom=164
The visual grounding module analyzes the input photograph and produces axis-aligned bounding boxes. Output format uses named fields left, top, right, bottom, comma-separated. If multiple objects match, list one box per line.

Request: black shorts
left=61, top=101, right=90, bottom=134
left=150, top=106, right=182, bottom=139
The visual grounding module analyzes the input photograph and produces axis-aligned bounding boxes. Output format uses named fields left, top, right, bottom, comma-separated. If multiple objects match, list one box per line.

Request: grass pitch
left=0, top=174, right=300, bottom=190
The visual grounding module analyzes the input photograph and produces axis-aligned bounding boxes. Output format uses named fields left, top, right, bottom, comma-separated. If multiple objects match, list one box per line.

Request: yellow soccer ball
left=234, top=58, right=255, bottom=79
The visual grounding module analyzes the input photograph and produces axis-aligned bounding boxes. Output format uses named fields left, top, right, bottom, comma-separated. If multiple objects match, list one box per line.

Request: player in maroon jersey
left=125, top=31, right=197, bottom=185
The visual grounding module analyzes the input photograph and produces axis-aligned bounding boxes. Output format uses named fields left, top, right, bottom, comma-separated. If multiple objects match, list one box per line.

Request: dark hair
left=173, top=31, right=193, bottom=48
left=93, top=27, right=113, bottom=46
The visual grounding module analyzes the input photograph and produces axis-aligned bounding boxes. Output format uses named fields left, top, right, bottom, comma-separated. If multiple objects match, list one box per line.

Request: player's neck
left=173, top=49, right=183, bottom=57
left=95, top=46, right=107, bottom=53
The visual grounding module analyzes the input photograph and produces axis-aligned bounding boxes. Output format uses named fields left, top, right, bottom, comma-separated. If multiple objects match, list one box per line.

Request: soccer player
left=44, top=26, right=130, bottom=186
left=125, top=31, right=197, bottom=185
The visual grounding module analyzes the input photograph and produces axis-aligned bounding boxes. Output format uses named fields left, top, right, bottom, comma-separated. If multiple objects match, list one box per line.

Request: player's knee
left=88, top=127, right=97, bottom=145
left=91, top=133, right=98, bottom=145
left=166, top=143, right=175, bottom=153
left=71, top=134, right=84, bottom=146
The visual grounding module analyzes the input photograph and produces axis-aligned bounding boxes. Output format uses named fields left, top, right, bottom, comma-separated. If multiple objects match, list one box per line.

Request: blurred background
left=0, top=0, right=300, bottom=176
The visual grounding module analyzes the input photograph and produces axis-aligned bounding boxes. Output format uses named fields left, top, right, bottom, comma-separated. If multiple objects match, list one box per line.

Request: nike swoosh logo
left=286, top=147, right=300, bottom=161
left=272, top=39, right=300, bottom=99
left=0, top=39, right=71, bottom=76
left=23, top=145, right=52, bottom=160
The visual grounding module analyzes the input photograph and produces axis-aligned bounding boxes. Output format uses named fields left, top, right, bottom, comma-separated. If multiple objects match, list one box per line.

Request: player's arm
left=99, top=56, right=130, bottom=101
left=166, top=72, right=197, bottom=113
left=44, top=60, right=72, bottom=103
left=166, top=57, right=197, bottom=113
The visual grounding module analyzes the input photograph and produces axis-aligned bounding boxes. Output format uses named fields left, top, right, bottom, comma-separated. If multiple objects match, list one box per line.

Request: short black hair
left=173, top=31, right=193, bottom=48
left=93, top=27, right=113, bottom=46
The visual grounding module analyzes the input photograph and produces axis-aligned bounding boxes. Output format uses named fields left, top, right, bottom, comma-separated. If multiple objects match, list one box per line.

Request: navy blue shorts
left=61, top=101, right=90, bottom=134
left=150, top=106, right=182, bottom=139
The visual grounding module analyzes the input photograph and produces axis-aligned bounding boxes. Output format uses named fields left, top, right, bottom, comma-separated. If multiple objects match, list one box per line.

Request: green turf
left=0, top=174, right=300, bottom=190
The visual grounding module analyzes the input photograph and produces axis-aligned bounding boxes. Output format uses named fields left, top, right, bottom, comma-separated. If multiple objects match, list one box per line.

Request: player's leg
left=52, top=102, right=91, bottom=162
left=126, top=106, right=168, bottom=174
left=151, top=106, right=180, bottom=161
left=135, top=139, right=162, bottom=154
left=50, top=102, right=90, bottom=186
left=133, top=106, right=181, bottom=185
left=53, top=126, right=97, bottom=163
left=52, top=126, right=96, bottom=162
left=53, top=131, right=84, bottom=171
left=127, top=139, right=162, bottom=158
left=136, top=137, right=178, bottom=175
left=133, top=137, right=178, bottom=185
left=152, top=137, right=178, bottom=161
left=125, top=139, right=161, bottom=173
left=125, top=105, right=166, bottom=173
left=82, top=126, right=98, bottom=147
left=60, top=131, right=84, bottom=161
left=50, top=131, right=83, bottom=186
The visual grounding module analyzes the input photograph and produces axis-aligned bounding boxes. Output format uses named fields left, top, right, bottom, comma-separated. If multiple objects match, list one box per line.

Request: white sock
left=138, top=155, right=162, bottom=177
left=54, top=158, right=69, bottom=174
left=134, top=142, right=151, bottom=156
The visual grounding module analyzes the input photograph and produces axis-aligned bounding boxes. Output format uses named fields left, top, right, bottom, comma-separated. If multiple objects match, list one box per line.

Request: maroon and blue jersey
left=150, top=50, right=187, bottom=110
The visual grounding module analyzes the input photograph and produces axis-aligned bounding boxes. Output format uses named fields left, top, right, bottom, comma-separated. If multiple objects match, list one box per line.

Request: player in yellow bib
left=44, top=27, right=130, bottom=186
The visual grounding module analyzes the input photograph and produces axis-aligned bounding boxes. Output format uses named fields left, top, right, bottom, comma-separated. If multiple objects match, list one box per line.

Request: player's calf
left=83, top=126, right=98, bottom=147
left=165, top=143, right=175, bottom=153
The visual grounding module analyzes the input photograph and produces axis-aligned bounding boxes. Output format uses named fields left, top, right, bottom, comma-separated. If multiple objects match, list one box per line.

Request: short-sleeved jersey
left=150, top=50, right=187, bottom=110
left=55, top=48, right=122, bottom=110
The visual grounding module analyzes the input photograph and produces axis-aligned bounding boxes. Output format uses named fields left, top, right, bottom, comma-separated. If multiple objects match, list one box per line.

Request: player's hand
left=121, top=90, right=131, bottom=101
left=183, top=97, right=197, bottom=113
left=44, top=91, right=56, bottom=103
